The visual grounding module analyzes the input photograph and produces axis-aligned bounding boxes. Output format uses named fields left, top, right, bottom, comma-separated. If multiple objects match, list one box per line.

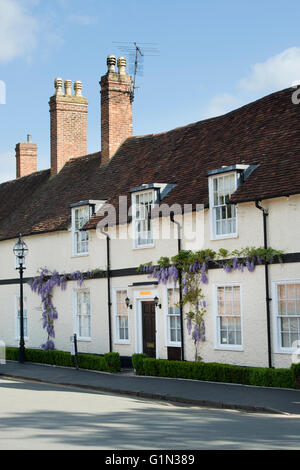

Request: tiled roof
left=0, top=87, right=299, bottom=240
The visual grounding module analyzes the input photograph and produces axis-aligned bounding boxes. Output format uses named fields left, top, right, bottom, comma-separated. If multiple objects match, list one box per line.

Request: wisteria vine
left=138, top=246, right=284, bottom=360
left=28, top=268, right=102, bottom=350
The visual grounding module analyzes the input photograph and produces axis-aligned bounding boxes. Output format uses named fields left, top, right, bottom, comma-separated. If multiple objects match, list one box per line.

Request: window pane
left=134, top=191, right=153, bottom=246
left=287, top=284, right=296, bottom=300
left=278, top=284, right=286, bottom=299
left=168, top=289, right=180, bottom=314
left=168, top=289, right=181, bottom=343
left=116, top=290, right=129, bottom=341
left=212, top=175, right=237, bottom=236
left=279, top=300, right=286, bottom=315
left=77, top=291, right=91, bottom=338
left=287, top=300, right=296, bottom=315
left=218, top=286, right=241, bottom=346
left=74, top=207, right=89, bottom=254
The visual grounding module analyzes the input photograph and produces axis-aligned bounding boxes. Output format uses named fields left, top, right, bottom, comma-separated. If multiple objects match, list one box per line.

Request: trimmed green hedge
left=133, top=355, right=298, bottom=389
left=132, top=353, right=148, bottom=375
left=5, top=347, right=121, bottom=373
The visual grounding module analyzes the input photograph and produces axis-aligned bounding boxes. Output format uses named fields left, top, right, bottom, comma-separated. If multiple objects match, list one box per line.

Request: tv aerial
left=113, top=42, right=159, bottom=102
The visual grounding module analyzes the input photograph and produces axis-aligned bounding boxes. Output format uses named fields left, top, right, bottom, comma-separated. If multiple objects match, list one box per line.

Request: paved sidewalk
left=1, top=361, right=300, bottom=415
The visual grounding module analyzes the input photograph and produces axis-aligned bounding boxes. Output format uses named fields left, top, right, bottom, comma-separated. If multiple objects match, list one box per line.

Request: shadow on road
left=0, top=378, right=300, bottom=449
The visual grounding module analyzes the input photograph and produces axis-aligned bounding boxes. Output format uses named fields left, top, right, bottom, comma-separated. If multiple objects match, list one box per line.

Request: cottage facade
left=1, top=56, right=300, bottom=369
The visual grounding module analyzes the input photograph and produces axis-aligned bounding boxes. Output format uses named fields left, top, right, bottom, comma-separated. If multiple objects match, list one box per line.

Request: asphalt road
left=0, top=377, right=300, bottom=450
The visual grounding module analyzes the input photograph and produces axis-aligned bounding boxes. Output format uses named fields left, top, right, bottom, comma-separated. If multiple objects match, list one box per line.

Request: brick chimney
left=15, top=135, right=37, bottom=178
left=100, top=55, right=133, bottom=163
left=49, top=78, right=88, bottom=176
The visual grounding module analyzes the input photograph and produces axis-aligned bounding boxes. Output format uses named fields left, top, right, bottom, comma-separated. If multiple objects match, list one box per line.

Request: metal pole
left=100, top=227, right=112, bottom=353
left=74, top=333, right=79, bottom=370
left=19, top=263, right=25, bottom=363
left=170, top=213, right=185, bottom=361
left=255, top=201, right=272, bottom=368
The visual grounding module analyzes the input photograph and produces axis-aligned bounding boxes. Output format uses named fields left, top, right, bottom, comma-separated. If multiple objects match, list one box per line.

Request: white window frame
left=71, top=206, right=90, bottom=257
left=113, top=288, right=130, bottom=344
left=15, top=295, right=28, bottom=341
left=132, top=190, right=155, bottom=249
left=273, top=279, right=300, bottom=354
left=209, top=172, right=238, bottom=240
left=73, top=289, right=91, bottom=341
left=214, top=283, right=243, bottom=351
left=164, top=286, right=181, bottom=347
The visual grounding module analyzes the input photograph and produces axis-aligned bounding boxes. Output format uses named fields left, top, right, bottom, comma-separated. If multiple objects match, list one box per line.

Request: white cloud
left=203, top=47, right=300, bottom=119
left=203, top=93, right=243, bottom=119
left=0, top=0, right=39, bottom=63
left=240, top=47, right=300, bottom=92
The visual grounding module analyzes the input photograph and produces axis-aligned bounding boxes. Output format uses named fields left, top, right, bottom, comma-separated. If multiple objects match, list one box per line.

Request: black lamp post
left=13, top=234, right=28, bottom=364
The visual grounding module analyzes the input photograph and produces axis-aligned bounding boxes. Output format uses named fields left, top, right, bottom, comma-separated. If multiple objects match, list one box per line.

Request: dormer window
left=210, top=172, right=237, bottom=239
left=132, top=190, right=154, bottom=248
left=72, top=206, right=90, bottom=255
left=130, top=183, right=176, bottom=249
left=70, top=200, right=106, bottom=256
left=208, top=164, right=258, bottom=240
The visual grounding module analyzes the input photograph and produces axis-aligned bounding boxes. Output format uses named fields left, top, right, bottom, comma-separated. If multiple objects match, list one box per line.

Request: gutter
left=170, top=212, right=185, bottom=361
left=255, top=200, right=272, bottom=368
left=100, top=226, right=113, bottom=353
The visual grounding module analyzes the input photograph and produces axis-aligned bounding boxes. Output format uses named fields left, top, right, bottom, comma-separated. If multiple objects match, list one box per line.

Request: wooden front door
left=142, top=301, right=156, bottom=358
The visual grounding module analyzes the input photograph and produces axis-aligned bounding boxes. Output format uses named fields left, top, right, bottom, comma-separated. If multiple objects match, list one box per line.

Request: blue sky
left=1, top=0, right=300, bottom=182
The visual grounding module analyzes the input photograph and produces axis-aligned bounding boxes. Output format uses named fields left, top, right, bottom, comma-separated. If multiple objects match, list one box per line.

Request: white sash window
left=74, top=290, right=91, bottom=340
left=209, top=173, right=237, bottom=239
left=167, top=288, right=181, bottom=345
left=115, top=289, right=129, bottom=342
left=215, top=285, right=242, bottom=349
left=72, top=206, right=90, bottom=255
left=133, top=190, right=154, bottom=248
left=275, top=281, right=300, bottom=351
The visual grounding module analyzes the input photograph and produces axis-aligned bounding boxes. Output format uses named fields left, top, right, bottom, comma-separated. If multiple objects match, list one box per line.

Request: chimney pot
left=64, top=80, right=72, bottom=96
left=74, top=80, right=82, bottom=97
left=54, top=78, right=63, bottom=96
left=107, top=55, right=116, bottom=73
left=117, top=56, right=127, bottom=75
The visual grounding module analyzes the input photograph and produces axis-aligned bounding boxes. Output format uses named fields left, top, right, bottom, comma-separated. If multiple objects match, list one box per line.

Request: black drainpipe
left=255, top=200, right=272, bottom=368
left=100, top=226, right=112, bottom=353
left=170, top=212, right=185, bottom=361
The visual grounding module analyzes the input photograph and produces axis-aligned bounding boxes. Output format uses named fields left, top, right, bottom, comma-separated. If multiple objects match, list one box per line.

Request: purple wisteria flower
left=30, top=268, right=87, bottom=350
left=186, top=315, right=192, bottom=335
left=246, top=260, right=255, bottom=272
left=233, top=257, right=238, bottom=270
left=223, top=264, right=232, bottom=273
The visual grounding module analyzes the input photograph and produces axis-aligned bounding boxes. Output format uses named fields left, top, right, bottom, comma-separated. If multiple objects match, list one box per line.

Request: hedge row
left=132, top=354, right=300, bottom=389
left=6, top=347, right=121, bottom=373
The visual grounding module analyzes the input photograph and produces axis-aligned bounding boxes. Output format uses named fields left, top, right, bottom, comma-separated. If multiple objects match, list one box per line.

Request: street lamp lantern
left=13, top=234, right=28, bottom=363
left=13, top=234, right=28, bottom=268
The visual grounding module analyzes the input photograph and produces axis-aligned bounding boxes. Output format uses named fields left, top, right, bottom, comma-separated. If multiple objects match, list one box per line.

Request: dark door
left=142, top=301, right=156, bottom=358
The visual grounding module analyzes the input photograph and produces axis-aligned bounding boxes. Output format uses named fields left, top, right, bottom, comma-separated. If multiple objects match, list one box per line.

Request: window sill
left=71, top=253, right=89, bottom=258
left=133, top=244, right=155, bottom=250
left=77, top=337, right=92, bottom=342
left=275, top=348, right=297, bottom=355
left=166, top=342, right=182, bottom=348
left=214, top=346, right=244, bottom=352
left=211, top=233, right=238, bottom=241
left=114, top=341, right=130, bottom=345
